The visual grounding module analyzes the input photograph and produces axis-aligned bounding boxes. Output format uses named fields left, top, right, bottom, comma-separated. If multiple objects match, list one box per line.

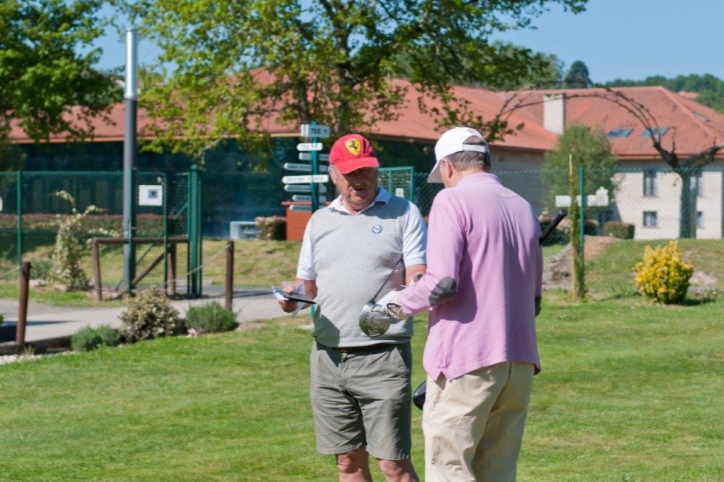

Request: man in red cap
left=279, top=133, right=427, bottom=481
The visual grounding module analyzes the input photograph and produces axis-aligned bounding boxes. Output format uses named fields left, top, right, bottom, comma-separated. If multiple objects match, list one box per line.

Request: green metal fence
left=0, top=169, right=200, bottom=291
left=379, top=167, right=415, bottom=201
left=3, top=165, right=721, bottom=285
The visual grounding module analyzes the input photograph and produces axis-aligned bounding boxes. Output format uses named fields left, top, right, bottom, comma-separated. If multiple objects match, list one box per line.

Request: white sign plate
left=289, top=205, right=312, bottom=212
left=301, top=124, right=330, bottom=139
left=284, top=163, right=328, bottom=173
left=282, top=174, right=329, bottom=184
left=297, top=142, right=324, bottom=152
left=284, top=184, right=328, bottom=193
left=0, top=197, right=3, bottom=212
left=291, top=195, right=326, bottom=202
left=555, top=187, right=610, bottom=208
left=299, top=153, right=330, bottom=161
left=138, top=185, right=163, bottom=206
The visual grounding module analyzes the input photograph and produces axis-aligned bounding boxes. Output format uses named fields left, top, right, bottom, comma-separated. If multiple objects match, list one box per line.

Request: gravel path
left=0, top=299, right=78, bottom=318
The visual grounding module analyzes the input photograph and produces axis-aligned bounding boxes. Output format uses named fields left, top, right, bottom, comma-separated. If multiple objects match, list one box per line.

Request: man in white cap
left=374, top=127, right=543, bottom=481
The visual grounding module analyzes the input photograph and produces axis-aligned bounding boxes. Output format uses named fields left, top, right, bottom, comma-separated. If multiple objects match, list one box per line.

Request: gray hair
left=446, top=135, right=491, bottom=172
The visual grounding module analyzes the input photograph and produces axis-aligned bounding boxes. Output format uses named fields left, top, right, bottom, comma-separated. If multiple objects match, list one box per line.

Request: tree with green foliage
left=542, top=123, right=618, bottom=216
left=393, top=40, right=565, bottom=91
left=0, top=0, right=121, bottom=147
left=564, top=60, right=592, bottom=88
left=112, top=0, right=587, bottom=159
left=606, top=73, right=724, bottom=113
left=544, top=124, right=615, bottom=301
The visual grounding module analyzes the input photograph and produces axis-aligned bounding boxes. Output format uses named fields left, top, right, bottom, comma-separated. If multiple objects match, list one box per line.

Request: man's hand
left=278, top=286, right=299, bottom=313
left=374, top=289, right=406, bottom=321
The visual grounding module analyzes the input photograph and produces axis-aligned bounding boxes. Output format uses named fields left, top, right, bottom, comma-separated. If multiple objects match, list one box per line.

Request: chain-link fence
left=0, top=170, right=193, bottom=284
left=2, top=165, right=721, bottom=283
left=412, top=166, right=724, bottom=243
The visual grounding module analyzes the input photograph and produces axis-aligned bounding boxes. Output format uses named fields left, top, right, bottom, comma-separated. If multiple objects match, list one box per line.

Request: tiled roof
left=9, top=83, right=724, bottom=161
left=498, top=86, right=724, bottom=159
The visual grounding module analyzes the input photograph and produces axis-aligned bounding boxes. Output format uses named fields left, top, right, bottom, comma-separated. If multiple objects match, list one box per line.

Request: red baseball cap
left=329, top=134, right=379, bottom=174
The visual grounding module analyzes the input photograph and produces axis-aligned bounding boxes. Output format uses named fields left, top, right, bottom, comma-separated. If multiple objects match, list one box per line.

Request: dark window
left=643, top=169, right=657, bottom=196
left=692, top=172, right=703, bottom=197
left=643, top=211, right=658, bottom=227
left=607, top=128, right=632, bottom=138
left=642, top=127, right=668, bottom=138
left=697, top=211, right=704, bottom=228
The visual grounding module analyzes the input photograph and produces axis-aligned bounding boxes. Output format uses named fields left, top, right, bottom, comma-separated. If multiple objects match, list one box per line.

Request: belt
left=329, top=343, right=393, bottom=354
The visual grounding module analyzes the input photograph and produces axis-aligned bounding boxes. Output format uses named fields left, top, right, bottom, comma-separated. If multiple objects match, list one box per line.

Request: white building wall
left=612, top=168, right=723, bottom=240
left=696, top=170, right=723, bottom=239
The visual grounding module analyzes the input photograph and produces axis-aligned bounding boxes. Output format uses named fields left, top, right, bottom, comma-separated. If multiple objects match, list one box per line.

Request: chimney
left=543, top=93, right=565, bottom=135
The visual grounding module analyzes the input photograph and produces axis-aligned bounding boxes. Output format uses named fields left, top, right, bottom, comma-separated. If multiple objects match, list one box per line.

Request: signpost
left=283, top=163, right=328, bottom=173
left=299, top=153, right=329, bottom=161
left=298, top=122, right=330, bottom=212
left=296, top=142, right=323, bottom=152
left=284, top=184, right=327, bottom=193
left=282, top=174, right=329, bottom=184
left=292, top=195, right=326, bottom=202
left=301, top=124, right=331, bottom=138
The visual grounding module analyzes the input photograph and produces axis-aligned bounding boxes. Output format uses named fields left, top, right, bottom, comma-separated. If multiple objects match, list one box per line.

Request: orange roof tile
left=499, top=86, right=724, bottom=159
left=8, top=83, right=723, bottom=162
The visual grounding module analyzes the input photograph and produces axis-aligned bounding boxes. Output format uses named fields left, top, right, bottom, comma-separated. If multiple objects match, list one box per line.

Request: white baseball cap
left=429, top=127, right=489, bottom=183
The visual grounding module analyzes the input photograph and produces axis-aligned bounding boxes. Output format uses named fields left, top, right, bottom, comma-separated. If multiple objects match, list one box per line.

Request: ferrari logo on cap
left=345, top=139, right=361, bottom=156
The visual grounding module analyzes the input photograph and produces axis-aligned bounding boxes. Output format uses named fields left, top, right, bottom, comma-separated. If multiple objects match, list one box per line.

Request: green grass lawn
left=1, top=291, right=723, bottom=481
left=1, top=237, right=724, bottom=480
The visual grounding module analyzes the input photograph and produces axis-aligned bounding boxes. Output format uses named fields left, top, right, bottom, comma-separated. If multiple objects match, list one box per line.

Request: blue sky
left=96, top=0, right=724, bottom=83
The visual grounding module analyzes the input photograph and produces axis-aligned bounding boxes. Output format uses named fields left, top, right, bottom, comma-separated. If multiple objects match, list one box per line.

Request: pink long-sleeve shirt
left=399, top=173, right=542, bottom=380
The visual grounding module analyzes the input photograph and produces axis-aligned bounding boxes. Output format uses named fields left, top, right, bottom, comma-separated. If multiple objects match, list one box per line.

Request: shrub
left=71, top=325, right=121, bottom=352
left=605, top=221, right=635, bottom=239
left=119, top=287, right=184, bottom=343
left=0, top=313, right=4, bottom=326
left=185, top=301, right=239, bottom=334
left=583, top=219, right=600, bottom=235
left=31, top=259, right=52, bottom=280
left=634, top=241, right=694, bottom=304
left=255, top=216, right=286, bottom=240
left=47, top=191, right=118, bottom=290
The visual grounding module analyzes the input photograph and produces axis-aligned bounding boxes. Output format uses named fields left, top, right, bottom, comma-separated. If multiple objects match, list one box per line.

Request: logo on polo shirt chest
left=371, top=224, right=383, bottom=234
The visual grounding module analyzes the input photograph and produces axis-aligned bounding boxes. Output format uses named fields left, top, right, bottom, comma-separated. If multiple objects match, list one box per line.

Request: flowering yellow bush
left=634, top=241, right=693, bottom=304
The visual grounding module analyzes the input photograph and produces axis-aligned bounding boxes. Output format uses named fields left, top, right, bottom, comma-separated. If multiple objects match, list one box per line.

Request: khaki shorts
left=310, top=340, right=413, bottom=460
left=423, top=362, right=534, bottom=482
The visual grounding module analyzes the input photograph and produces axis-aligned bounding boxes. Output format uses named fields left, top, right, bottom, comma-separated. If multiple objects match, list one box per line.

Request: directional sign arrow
left=292, top=195, right=327, bottom=202
left=282, top=174, right=329, bottom=184
left=301, top=124, right=330, bottom=139
left=289, top=205, right=312, bottom=212
left=284, top=184, right=328, bottom=193
left=297, top=142, right=323, bottom=152
left=284, top=163, right=328, bottom=173
left=299, top=153, right=330, bottom=161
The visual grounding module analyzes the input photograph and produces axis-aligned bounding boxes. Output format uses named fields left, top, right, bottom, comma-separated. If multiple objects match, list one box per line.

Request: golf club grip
left=539, top=209, right=568, bottom=245
left=414, top=209, right=569, bottom=411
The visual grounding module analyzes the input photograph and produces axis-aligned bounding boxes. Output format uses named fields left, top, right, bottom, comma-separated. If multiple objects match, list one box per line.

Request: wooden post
left=92, top=240, right=102, bottom=301
left=16, top=261, right=31, bottom=348
left=225, top=240, right=234, bottom=310
left=132, top=252, right=166, bottom=287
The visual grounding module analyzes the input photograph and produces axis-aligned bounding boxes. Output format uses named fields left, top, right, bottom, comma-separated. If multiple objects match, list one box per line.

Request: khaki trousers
left=423, top=362, right=534, bottom=482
